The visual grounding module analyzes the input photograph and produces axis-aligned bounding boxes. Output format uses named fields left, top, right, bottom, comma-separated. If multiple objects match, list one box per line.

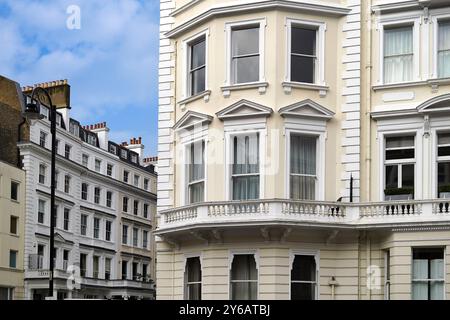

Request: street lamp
left=23, top=87, right=57, bottom=299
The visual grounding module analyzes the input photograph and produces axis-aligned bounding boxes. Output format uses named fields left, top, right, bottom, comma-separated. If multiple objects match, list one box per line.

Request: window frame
left=38, top=164, right=46, bottom=185
left=285, top=18, right=326, bottom=86
left=225, top=130, right=265, bottom=201
left=225, top=18, right=266, bottom=86
left=10, top=181, right=19, bottom=201
left=411, top=247, right=446, bottom=300
left=431, top=12, right=450, bottom=79
left=287, top=131, right=321, bottom=200
left=228, top=250, right=259, bottom=300
left=185, top=139, right=206, bottom=204
left=433, top=129, right=450, bottom=198
left=182, top=29, right=209, bottom=99
left=63, top=208, right=70, bottom=231
left=383, top=134, right=417, bottom=199
left=289, top=249, right=320, bottom=300
left=184, top=254, right=203, bottom=300
left=377, top=17, right=420, bottom=85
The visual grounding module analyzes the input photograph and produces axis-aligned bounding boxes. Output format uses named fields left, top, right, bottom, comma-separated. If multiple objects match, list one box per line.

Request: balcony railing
left=28, top=254, right=44, bottom=270
left=157, top=198, right=450, bottom=231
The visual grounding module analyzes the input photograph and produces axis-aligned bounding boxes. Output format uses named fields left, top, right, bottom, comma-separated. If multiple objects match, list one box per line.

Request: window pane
left=191, top=38, right=205, bottom=69
left=232, top=176, right=259, bottom=200
left=191, top=67, right=205, bottom=95
left=386, top=148, right=414, bottom=160
left=233, top=134, right=259, bottom=174
left=291, top=283, right=316, bottom=300
left=290, top=135, right=316, bottom=175
left=290, top=176, right=315, bottom=200
left=231, top=255, right=257, bottom=280
left=291, top=27, right=316, bottom=55
left=438, top=22, right=450, bottom=78
left=188, top=283, right=202, bottom=300
left=386, top=136, right=414, bottom=148
left=189, top=141, right=205, bottom=182
left=231, top=55, right=259, bottom=84
left=232, top=27, right=259, bottom=56
left=291, top=255, right=316, bottom=282
left=291, top=55, right=315, bottom=83
left=412, top=282, right=428, bottom=300
left=384, top=26, right=413, bottom=83
left=402, top=164, right=414, bottom=188
left=186, top=257, right=202, bottom=282
left=231, top=282, right=257, bottom=300
left=189, top=182, right=204, bottom=204
left=384, top=26, right=413, bottom=56
left=385, top=165, right=398, bottom=189
left=438, top=162, right=450, bottom=189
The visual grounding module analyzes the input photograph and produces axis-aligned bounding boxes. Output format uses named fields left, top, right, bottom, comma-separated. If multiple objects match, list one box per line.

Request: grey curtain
left=290, top=135, right=316, bottom=200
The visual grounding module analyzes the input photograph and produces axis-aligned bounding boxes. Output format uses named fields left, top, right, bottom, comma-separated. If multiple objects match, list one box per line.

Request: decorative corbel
left=326, top=230, right=339, bottom=245
left=160, top=235, right=180, bottom=250
left=211, top=229, right=223, bottom=244
left=260, top=227, right=270, bottom=242
left=190, top=230, right=209, bottom=245
left=423, top=114, right=430, bottom=138
left=280, top=227, right=292, bottom=243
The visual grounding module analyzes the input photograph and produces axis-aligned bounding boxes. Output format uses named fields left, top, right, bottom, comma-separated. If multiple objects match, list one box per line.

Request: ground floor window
left=185, top=257, right=202, bottom=300
left=0, top=287, right=13, bottom=300
left=291, top=254, right=317, bottom=300
left=230, top=254, right=258, bottom=300
left=412, top=248, right=444, bottom=300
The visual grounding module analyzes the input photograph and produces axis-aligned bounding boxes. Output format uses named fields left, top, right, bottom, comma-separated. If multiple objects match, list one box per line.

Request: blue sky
left=0, top=0, right=160, bottom=156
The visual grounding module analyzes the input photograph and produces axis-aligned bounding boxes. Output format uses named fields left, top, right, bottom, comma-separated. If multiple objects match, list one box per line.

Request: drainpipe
left=328, top=276, right=339, bottom=300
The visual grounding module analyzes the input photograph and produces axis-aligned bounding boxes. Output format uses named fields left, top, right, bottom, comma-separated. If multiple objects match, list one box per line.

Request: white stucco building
left=18, top=81, right=157, bottom=300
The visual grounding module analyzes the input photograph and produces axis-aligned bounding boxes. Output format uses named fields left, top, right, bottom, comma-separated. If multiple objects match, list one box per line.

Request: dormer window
left=120, top=149, right=128, bottom=159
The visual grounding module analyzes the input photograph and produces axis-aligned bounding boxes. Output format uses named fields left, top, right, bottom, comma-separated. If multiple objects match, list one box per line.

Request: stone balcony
left=156, top=199, right=450, bottom=236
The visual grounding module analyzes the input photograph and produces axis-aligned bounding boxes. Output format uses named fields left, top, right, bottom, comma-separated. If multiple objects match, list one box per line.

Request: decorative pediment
left=216, top=99, right=273, bottom=120
left=279, top=99, right=334, bottom=120
left=54, top=232, right=67, bottom=243
left=173, top=110, right=213, bottom=131
left=417, top=94, right=450, bottom=114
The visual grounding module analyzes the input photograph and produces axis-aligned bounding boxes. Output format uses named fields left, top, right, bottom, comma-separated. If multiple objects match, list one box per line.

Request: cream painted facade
left=157, top=0, right=450, bottom=300
left=0, top=160, right=25, bottom=299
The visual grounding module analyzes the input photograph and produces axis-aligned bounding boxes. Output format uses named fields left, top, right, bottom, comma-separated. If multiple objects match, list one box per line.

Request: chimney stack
left=85, top=121, right=109, bottom=150
left=124, top=136, right=145, bottom=161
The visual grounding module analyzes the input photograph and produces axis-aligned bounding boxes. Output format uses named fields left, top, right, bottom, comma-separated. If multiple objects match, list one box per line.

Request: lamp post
left=24, top=87, right=57, bottom=299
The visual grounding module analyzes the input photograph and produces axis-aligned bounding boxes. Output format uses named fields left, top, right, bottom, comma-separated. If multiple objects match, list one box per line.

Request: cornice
left=166, top=0, right=350, bottom=38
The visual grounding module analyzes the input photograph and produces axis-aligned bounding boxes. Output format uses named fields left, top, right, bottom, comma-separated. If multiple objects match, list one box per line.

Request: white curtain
left=430, top=258, right=444, bottom=300
left=384, top=27, right=413, bottom=83
left=412, top=259, right=428, bottom=300
left=231, top=255, right=257, bottom=300
left=290, top=135, right=316, bottom=200
left=233, top=134, right=259, bottom=200
left=439, top=22, right=450, bottom=78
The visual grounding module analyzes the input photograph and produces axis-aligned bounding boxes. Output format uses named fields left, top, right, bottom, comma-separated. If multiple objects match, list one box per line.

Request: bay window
left=231, top=133, right=260, bottom=200
left=188, top=36, right=206, bottom=96
left=231, top=25, right=260, bottom=84
left=438, top=21, right=450, bottom=78
left=383, top=25, right=413, bottom=84
left=291, top=254, right=317, bottom=300
left=384, top=135, right=415, bottom=200
left=290, top=134, right=317, bottom=200
left=187, top=140, right=205, bottom=204
left=230, top=254, right=258, bottom=300
left=185, top=257, right=202, bottom=300
left=412, top=248, right=444, bottom=300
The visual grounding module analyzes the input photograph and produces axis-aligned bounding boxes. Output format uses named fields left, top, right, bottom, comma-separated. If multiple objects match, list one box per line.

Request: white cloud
left=0, top=0, right=160, bottom=154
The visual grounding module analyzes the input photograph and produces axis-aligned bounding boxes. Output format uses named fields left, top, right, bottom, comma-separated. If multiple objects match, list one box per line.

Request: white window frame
left=377, top=125, right=423, bottom=201
left=431, top=123, right=450, bottom=198
left=225, top=129, right=265, bottom=201
left=377, top=16, right=420, bottom=85
left=285, top=18, right=326, bottom=86
left=183, top=138, right=207, bottom=205
left=182, top=29, right=209, bottom=99
left=411, top=247, right=446, bottom=300
left=289, top=249, right=320, bottom=300
left=384, top=250, right=390, bottom=300
left=228, top=250, right=259, bottom=300
left=183, top=253, right=203, bottom=300
left=286, top=130, right=325, bottom=201
left=431, top=11, right=450, bottom=79
left=38, top=163, right=47, bottom=185
left=225, top=18, right=266, bottom=86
